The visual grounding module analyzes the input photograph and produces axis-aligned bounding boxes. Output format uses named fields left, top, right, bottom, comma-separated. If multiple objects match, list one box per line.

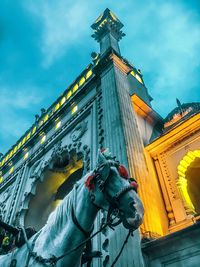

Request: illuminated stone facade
left=0, top=8, right=200, bottom=267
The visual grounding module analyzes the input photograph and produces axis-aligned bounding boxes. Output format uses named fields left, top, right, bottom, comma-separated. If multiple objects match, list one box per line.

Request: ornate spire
left=91, top=8, right=125, bottom=55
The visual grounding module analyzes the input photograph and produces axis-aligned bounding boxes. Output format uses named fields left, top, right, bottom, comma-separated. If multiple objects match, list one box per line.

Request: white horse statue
left=0, top=149, right=144, bottom=267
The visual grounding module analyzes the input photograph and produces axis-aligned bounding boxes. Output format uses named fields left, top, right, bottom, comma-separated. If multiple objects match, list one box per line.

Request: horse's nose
left=127, top=213, right=143, bottom=229
left=134, top=198, right=144, bottom=216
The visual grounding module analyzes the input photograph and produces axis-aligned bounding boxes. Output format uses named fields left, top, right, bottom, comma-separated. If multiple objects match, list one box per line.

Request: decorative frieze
left=97, top=92, right=105, bottom=149
left=0, top=184, right=14, bottom=221
left=6, top=165, right=26, bottom=224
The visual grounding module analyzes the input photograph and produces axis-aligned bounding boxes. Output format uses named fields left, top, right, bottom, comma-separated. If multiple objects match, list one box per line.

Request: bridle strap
left=89, top=162, right=138, bottom=211
left=71, top=205, right=93, bottom=238
left=112, top=185, right=136, bottom=202
left=90, top=198, right=102, bottom=210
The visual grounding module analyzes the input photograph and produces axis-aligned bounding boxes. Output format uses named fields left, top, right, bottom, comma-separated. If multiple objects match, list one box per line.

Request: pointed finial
left=41, top=108, right=46, bottom=115
left=35, top=114, right=39, bottom=122
left=91, top=9, right=125, bottom=55
left=91, top=52, right=100, bottom=64
left=176, top=98, right=183, bottom=115
left=176, top=98, right=181, bottom=107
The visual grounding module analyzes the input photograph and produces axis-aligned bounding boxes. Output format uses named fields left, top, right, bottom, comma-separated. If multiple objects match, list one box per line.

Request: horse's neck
left=34, top=178, right=99, bottom=258
left=55, top=180, right=99, bottom=236
left=74, top=184, right=99, bottom=233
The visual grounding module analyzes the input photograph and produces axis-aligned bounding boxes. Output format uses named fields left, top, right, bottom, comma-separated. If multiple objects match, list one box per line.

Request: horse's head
left=85, top=149, right=144, bottom=230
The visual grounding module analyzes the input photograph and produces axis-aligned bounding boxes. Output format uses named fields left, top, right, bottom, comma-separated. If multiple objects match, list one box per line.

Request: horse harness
left=89, top=160, right=138, bottom=211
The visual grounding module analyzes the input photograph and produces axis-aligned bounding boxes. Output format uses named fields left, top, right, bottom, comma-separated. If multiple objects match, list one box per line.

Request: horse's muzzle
left=126, top=213, right=143, bottom=229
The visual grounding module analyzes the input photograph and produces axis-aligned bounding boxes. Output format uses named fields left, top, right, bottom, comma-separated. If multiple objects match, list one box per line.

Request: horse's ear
left=97, top=149, right=107, bottom=166
left=96, top=148, right=110, bottom=181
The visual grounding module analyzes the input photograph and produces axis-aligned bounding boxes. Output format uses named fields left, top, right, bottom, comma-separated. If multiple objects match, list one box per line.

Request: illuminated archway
left=17, top=142, right=91, bottom=230
left=25, top=161, right=83, bottom=230
left=177, top=150, right=200, bottom=216
left=25, top=148, right=84, bottom=230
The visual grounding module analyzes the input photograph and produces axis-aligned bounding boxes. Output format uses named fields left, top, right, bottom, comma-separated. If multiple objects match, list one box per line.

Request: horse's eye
left=129, top=201, right=135, bottom=208
left=129, top=178, right=136, bottom=182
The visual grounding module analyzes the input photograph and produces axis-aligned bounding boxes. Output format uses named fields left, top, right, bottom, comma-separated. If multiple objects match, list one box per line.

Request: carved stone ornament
left=0, top=184, right=14, bottom=220
left=29, top=158, right=47, bottom=180
left=48, top=140, right=70, bottom=170
left=70, top=120, right=88, bottom=142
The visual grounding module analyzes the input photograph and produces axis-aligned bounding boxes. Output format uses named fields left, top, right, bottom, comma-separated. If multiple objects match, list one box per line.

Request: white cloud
left=0, top=111, right=30, bottom=137
left=0, top=87, right=43, bottom=109
left=122, top=1, right=200, bottom=116
left=0, top=85, right=46, bottom=153
left=25, top=0, right=94, bottom=67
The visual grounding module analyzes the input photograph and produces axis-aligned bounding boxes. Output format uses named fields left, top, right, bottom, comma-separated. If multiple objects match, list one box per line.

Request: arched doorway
left=25, top=149, right=84, bottom=231
left=186, top=156, right=200, bottom=214
left=177, top=150, right=200, bottom=216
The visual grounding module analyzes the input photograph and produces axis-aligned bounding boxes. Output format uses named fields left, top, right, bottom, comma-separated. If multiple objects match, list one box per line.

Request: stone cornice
left=145, top=113, right=200, bottom=156
left=0, top=92, right=99, bottom=189
left=131, top=94, right=163, bottom=124
left=0, top=68, right=96, bottom=172
left=111, top=53, right=131, bottom=74
left=93, top=49, right=131, bottom=76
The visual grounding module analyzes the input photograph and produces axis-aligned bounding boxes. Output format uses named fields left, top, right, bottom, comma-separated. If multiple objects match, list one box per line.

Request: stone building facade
left=0, top=8, right=200, bottom=267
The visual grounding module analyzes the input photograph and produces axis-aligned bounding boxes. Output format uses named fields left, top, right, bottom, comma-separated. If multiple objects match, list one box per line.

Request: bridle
left=87, top=161, right=138, bottom=213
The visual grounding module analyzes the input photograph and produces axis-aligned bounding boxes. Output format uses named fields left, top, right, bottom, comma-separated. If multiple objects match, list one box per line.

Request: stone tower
left=90, top=8, right=150, bottom=266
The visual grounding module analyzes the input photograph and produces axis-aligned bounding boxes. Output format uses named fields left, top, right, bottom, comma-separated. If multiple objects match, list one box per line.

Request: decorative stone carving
left=160, top=153, right=178, bottom=200
left=0, top=186, right=13, bottom=219
left=49, top=141, right=70, bottom=169
left=70, top=120, right=88, bottom=142
left=0, top=185, right=14, bottom=220
left=35, top=114, right=39, bottom=122
left=30, top=158, right=46, bottom=180
left=97, top=93, right=105, bottom=149
left=41, top=108, right=46, bottom=115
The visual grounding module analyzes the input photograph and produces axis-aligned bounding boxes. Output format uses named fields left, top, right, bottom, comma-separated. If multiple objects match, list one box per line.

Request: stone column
left=98, top=53, right=147, bottom=267
left=92, top=9, right=149, bottom=266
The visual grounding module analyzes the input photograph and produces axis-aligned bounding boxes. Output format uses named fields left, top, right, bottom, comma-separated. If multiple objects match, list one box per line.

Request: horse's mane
left=41, top=173, right=89, bottom=233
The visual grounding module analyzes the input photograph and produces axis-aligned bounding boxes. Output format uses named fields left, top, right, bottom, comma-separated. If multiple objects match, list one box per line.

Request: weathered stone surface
left=142, top=222, right=200, bottom=267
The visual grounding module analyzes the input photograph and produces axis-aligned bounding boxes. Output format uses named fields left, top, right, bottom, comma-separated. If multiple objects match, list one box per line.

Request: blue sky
left=0, top=0, right=200, bottom=154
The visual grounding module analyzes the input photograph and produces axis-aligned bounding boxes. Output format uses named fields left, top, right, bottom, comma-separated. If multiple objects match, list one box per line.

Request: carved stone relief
left=70, top=120, right=88, bottom=142
left=97, top=93, right=105, bottom=149
left=0, top=184, right=14, bottom=221
left=29, top=158, right=46, bottom=180
left=158, top=153, right=177, bottom=225
left=7, top=166, right=27, bottom=224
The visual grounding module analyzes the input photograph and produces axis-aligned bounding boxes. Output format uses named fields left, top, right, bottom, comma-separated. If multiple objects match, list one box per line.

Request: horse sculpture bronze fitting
left=0, top=149, right=144, bottom=267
